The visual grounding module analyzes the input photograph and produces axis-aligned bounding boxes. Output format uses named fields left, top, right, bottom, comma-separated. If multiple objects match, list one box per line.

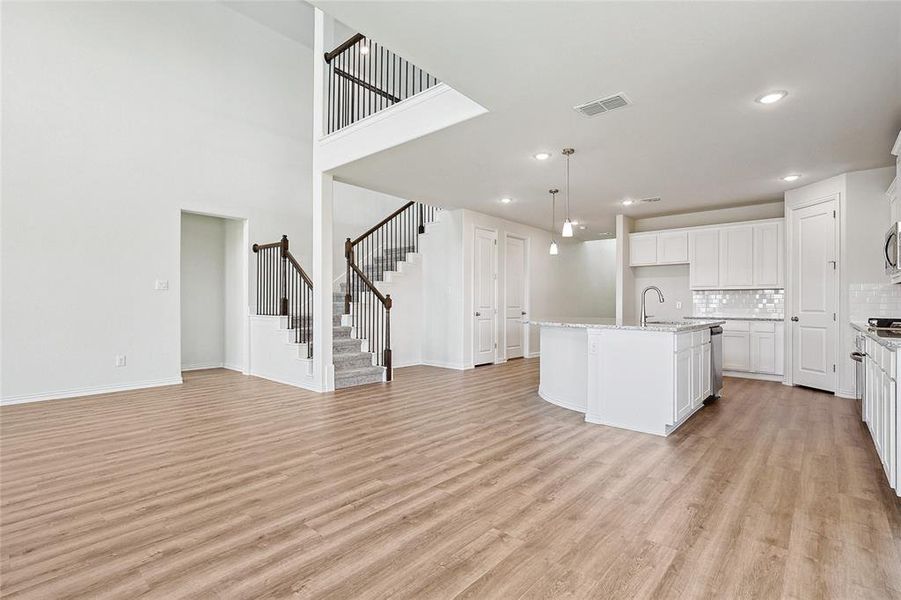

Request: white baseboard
left=835, top=387, right=858, bottom=400
left=181, top=362, right=225, bottom=371
left=248, top=371, right=324, bottom=393
left=526, top=351, right=541, bottom=358
left=1, top=377, right=184, bottom=406
left=724, top=370, right=783, bottom=382
left=222, top=363, right=246, bottom=373
left=418, top=360, right=469, bottom=370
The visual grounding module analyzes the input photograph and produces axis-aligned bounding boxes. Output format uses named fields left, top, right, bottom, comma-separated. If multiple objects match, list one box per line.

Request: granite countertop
left=851, top=321, right=901, bottom=349
left=528, top=318, right=725, bottom=333
left=684, top=315, right=784, bottom=322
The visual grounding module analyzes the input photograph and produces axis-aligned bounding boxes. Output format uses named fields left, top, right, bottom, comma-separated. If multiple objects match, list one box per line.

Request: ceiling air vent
left=641, top=196, right=661, bottom=203
left=574, top=93, right=631, bottom=118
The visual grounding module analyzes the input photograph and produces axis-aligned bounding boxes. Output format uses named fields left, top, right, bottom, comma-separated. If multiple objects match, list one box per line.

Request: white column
left=312, top=9, right=335, bottom=391
left=615, top=214, right=635, bottom=324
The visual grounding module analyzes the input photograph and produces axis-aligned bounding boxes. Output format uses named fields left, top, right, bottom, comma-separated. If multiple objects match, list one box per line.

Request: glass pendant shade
left=549, top=240, right=559, bottom=255
left=561, top=219, right=574, bottom=238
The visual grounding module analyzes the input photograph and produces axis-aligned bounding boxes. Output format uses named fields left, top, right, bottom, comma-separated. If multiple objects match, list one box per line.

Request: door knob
left=475, top=312, right=481, bottom=317
left=791, top=316, right=799, bottom=322
left=521, top=311, right=527, bottom=315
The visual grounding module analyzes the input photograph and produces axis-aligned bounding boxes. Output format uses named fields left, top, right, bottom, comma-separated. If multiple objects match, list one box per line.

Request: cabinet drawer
left=722, top=320, right=751, bottom=332
left=750, top=321, right=776, bottom=333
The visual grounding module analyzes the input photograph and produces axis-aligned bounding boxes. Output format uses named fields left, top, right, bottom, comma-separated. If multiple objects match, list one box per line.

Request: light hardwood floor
left=1, top=359, right=900, bottom=599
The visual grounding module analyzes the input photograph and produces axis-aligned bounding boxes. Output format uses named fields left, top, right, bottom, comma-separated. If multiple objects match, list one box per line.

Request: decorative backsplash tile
left=692, top=289, right=784, bottom=318
left=849, top=283, right=901, bottom=321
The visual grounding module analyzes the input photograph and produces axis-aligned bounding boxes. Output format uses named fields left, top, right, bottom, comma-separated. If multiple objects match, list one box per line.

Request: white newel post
left=313, top=9, right=335, bottom=391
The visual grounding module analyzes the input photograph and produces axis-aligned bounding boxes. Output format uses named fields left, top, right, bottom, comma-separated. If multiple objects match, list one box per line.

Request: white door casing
left=790, top=198, right=837, bottom=392
left=473, top=227, right=497, bottom=366
left=504, top=235, right=526, bottom=360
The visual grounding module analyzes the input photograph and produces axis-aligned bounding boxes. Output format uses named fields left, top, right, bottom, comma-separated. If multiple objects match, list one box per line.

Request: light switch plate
left=675, top=301, right=683, bottom=309
left=115, top=354, right=127, bottom=367
left=155, top=279, right=169, bottom=291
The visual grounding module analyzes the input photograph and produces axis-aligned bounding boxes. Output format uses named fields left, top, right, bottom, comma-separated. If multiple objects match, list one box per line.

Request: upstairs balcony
left=324, top=33, right=441, bottom=135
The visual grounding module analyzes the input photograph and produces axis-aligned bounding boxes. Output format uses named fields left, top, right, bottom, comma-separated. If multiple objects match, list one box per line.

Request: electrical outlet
left=154, top=279, right=169, bottom=291
left=115, top=354, right=127, bottom=367
left=675, top=301, right=683, bottom=309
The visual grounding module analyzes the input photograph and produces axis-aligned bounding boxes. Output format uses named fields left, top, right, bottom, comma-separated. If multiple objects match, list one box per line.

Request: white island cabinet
left=531, top=318, right=723, bottom=437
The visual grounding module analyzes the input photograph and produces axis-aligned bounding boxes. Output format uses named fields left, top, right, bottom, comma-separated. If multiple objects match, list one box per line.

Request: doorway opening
left=180, top=211, right=248, bottom=373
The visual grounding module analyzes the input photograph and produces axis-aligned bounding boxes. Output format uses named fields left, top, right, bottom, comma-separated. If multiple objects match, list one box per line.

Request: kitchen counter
left=851, top=321, right=901, bottom=349
left=684, top=315, right=783, bottom=322
left=531, top=319, right=721, bottom=436
left=528, top=317, right=724, bottom=333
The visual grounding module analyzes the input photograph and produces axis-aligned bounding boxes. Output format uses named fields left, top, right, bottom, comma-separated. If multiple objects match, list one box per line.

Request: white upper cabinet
left=631, top=218, right=785, bottom=290
left=719, top=225, right=754, bottom=288
left=629, top=233, right=658, bottom=266
left=752, top=221, right=783, bottom=288
left=688, top=229, right=720, bottom=289
left=657, top=231, right=689, bottom=264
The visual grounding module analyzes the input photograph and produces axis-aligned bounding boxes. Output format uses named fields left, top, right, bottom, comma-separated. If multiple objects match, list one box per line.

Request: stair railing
left=323, top=33, right=441, bottom=134
left=343, top=201, right=439, bottom=381
left=252, top=235, right=313, bottom=358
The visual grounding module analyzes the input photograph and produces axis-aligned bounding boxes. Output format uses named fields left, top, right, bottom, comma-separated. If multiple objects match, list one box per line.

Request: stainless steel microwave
left=886, top=222, right=901, bottom=276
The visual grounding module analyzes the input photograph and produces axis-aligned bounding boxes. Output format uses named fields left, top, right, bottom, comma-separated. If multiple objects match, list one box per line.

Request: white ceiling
left=312, top=1, right=901, bottom=238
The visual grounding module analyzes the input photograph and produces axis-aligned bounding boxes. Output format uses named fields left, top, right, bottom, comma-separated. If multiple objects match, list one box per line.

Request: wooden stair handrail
left=351, top=201, right=415, bottom=247
left=324, top=33, right=365, bottom=64
left=347, top=260, right=391, bottom=308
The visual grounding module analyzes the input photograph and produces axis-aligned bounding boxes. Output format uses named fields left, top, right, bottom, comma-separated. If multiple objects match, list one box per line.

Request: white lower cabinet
left=674, top=348, right=692, bottom=422
left=723, top=331, right=751, bottom=371
left=862, top=340, right=899, bottom=495
left=721, top=320, right=784, bottom=376
left=674, top=332, right=711, bottom=424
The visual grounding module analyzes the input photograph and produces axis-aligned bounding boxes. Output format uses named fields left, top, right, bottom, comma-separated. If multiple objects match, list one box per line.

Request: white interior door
left=504, top=236, right=526, bottom=359
left=790, top=199, right=837, bottom=392
left=473, top=228, right=497, bottom=366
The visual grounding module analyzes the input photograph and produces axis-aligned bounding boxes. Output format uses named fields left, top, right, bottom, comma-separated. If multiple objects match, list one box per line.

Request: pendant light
left=561, top=148, right=575, bottom=237
left=549, top=188, right=559, bottom=255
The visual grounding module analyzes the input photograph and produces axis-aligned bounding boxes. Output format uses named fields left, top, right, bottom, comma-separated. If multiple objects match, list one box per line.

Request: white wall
left=223, top=218, right=247, bottom=371
left=841, top=167, right=894, bottom=395
left=332, top=182, right=408, bottom=279
left=181, top=213, right=226, bottom=370
left=1, top=2, right=312, bottom=402
left=461, top=209, right=614, bottom=367
left=632, top=265, right=693, bottom=321
left=578, top=239, right=617, bottom=318
left=633, top=201, right=784, bottom=232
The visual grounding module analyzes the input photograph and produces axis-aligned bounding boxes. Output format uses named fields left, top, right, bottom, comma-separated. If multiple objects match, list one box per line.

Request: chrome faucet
left=640, top=286, right=665, bottom=327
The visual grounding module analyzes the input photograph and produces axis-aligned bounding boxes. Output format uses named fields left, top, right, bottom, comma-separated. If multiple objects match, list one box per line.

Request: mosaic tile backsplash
left=849, top=283, right=901, bottom=321
left=692, top=289, right=784, bottom=318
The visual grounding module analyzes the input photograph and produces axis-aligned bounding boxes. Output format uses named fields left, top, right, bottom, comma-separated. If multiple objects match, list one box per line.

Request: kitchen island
left=531, top=318, right=724, bottom=436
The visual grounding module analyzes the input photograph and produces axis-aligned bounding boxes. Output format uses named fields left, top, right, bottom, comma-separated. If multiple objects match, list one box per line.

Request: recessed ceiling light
left=570, top=220, right=579, bottom=226
left=533, top=152, right=551, bottom=161
left=782, top=174, right=801, bottom=182
left=500, top=197, right=512, bottom=204
left=756, top=90, right=787, bottom=104
left=579, top=225, right=587, bottom=230
left=622, top=199, right=634, bottom=206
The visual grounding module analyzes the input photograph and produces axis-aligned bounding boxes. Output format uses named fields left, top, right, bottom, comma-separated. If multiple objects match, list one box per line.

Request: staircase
left=338, top=202, right=439, bottom=388
left=332, top=281, right=385, bottom=389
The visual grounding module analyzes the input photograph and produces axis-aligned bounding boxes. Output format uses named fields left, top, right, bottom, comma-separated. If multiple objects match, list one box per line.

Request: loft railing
left=343, top=201, right=439, bottom=380
left=252, top=235, right=313, bottom=358
left=324, top=33, right=441, bottom=134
